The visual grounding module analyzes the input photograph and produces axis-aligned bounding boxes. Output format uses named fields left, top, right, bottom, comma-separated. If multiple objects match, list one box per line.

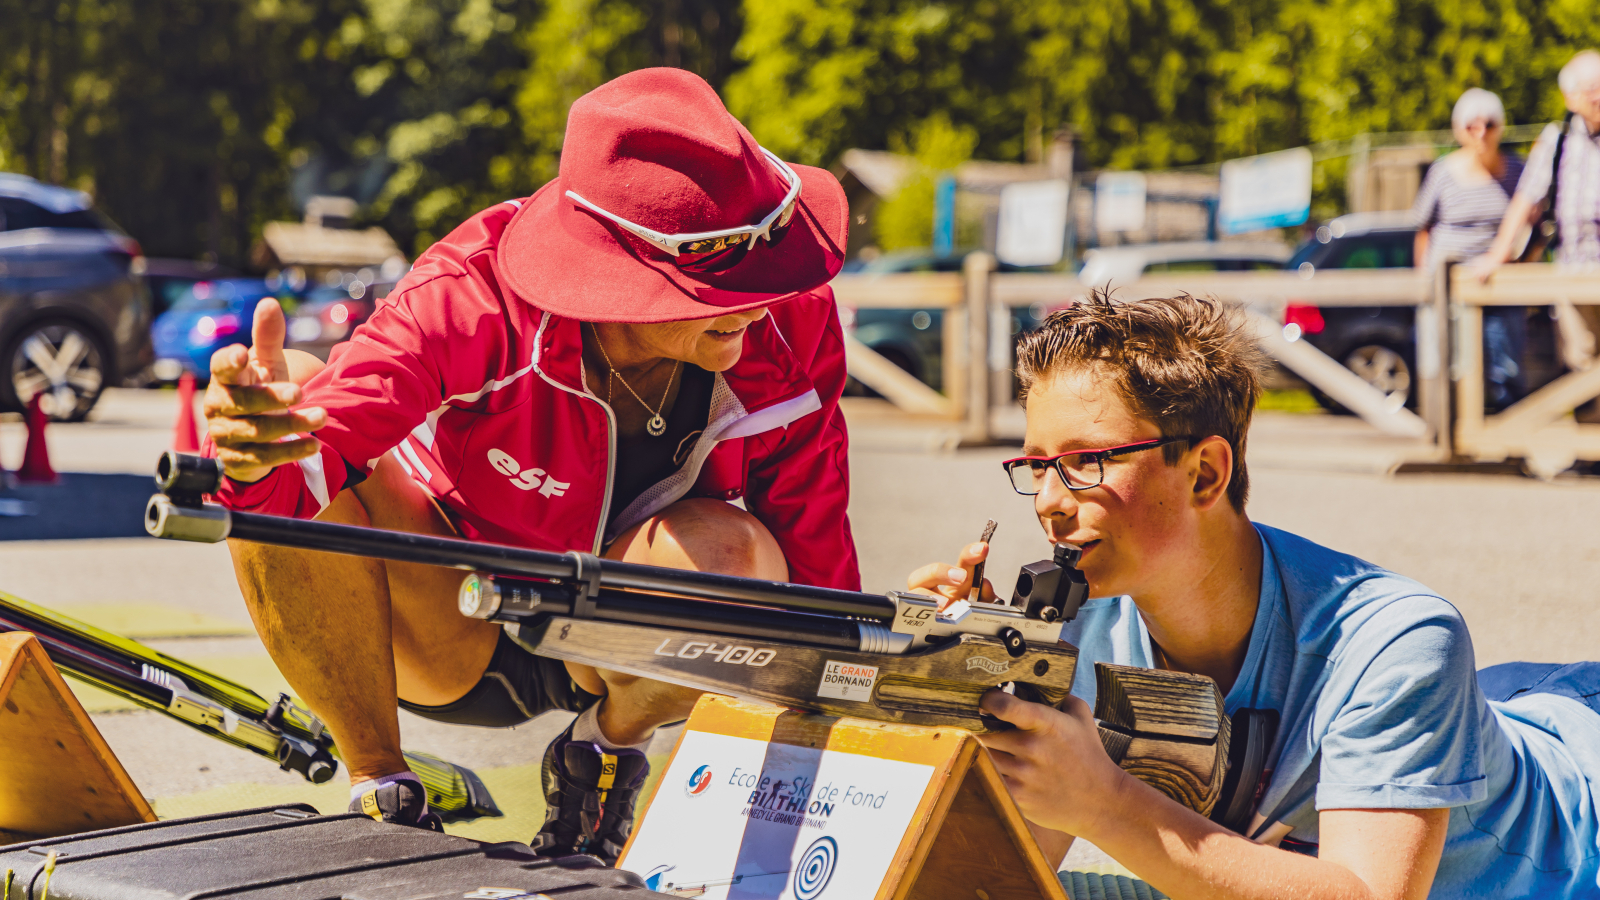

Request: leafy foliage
left=0, top=0, right=1596, bottom=265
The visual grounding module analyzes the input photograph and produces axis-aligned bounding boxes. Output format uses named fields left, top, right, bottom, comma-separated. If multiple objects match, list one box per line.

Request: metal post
left=934, top=175, right=957, bottom=258
left=964, top=252, right=994, bottom=443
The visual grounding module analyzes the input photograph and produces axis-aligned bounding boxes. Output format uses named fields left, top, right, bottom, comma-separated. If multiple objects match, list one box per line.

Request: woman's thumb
left=250, top=298, right=291, bottom=382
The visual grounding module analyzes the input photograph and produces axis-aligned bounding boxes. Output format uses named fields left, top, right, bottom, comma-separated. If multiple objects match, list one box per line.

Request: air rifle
left=0, top=593, right=500, bottom=823
left=146, top=451, right=1230, bottom=816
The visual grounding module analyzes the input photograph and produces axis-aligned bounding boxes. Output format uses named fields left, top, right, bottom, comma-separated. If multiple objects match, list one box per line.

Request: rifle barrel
left=215, top=506, right=897, bottom=620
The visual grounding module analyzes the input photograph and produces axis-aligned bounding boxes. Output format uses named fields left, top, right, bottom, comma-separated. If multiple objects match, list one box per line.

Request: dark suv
left=0, top=174, right=151, bottom=420
left=1283, top=213, right=1420, bottom=412
left=1285, top=212, right=1561, bottom=413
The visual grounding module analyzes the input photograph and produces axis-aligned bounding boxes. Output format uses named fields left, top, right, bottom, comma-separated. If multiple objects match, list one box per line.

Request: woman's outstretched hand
left=204, top=298, right=327, bottom=483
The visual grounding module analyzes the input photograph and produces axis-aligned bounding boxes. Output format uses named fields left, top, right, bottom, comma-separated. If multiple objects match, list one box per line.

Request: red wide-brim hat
left=497, top=69, right=849, bottom=324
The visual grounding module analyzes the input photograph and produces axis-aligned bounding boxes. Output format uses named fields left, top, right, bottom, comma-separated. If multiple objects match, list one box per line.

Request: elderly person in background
left=1413, top=88, right=1527, bottom=409
left=1476, top=51, right=1600, bottom=418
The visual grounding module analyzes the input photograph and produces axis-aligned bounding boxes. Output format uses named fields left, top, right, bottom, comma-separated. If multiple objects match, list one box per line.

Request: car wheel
left=1309, top=341, right=1414, bottom=414
left=3, top=319, right=109, bottom=421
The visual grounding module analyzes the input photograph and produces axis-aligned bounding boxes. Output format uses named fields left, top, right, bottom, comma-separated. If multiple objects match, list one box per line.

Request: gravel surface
left=4, top=388, right=1598, bottom=873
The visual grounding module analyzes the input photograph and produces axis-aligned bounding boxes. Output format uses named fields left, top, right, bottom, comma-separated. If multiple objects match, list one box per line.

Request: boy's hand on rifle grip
left=905, top=542, right=997, bottom=611
left=978, top=688, right=1130, bottom=840
left=204, top=298, right=327, bottom=484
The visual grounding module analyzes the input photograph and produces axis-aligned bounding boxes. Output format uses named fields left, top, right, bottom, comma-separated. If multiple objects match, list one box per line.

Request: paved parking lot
left=3, top=388, right=1598, bottom=859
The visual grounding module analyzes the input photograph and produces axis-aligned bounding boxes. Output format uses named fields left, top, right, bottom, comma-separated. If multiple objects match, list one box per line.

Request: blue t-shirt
left=1060, top=524, right=1600, bottom=897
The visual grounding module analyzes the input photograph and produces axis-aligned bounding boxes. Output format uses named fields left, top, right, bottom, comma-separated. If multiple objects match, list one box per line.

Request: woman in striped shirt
left=1413, top=88, right=1527, bottom=409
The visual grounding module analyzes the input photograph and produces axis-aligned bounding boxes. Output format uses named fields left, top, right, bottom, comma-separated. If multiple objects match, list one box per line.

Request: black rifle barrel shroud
left=221, top=509, right=898, bottom=621
left=485, top=576, right=864, bottom=648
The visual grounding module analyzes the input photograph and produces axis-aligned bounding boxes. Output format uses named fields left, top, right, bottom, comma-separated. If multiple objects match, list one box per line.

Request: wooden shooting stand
left=621, top=664, right=1227, bottom=900
left=622, top=695, right=1067, bottom=900
left=0, top=633, right=154, bottom=845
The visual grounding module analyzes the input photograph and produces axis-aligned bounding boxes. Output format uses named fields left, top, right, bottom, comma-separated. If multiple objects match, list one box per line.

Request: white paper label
left=622, top=731, right=935, bottom=900
left=816, top=661, right=878, bottom=702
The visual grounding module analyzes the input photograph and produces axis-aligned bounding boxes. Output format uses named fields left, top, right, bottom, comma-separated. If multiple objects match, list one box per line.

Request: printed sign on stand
left=619, top=696, right=1068, bottom=900
left=624, top=731, right=932, bottom=899
left=1218, top=147, right=1313, bottom=234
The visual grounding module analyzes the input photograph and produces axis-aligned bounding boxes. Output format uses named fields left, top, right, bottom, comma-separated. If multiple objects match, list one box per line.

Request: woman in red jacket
left=202, top=69, right=856, bottom=860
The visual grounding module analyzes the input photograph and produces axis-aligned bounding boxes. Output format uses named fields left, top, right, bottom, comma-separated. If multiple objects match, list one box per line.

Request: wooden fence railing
left=833, top=260, right=1600, bottom=474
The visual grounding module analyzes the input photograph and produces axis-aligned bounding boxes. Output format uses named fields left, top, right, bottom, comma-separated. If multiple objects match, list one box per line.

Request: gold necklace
left=590, top=325, right=680, bottom=437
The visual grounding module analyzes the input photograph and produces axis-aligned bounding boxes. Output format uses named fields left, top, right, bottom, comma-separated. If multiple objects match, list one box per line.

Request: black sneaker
left=530, top=722, right=649, bottom=864
left=349, top=776, right=444, bottom=832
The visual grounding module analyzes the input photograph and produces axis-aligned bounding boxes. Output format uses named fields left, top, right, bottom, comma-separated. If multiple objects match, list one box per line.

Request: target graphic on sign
left=792, top=836, right=838, bottom=900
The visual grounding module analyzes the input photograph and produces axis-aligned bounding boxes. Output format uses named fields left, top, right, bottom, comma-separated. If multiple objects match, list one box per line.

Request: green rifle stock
left=0, top=591, right=500, bottom=823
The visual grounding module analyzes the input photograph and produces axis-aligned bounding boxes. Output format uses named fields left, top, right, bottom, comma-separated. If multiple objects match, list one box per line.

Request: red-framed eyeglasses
left=1001, top=436, right=1197, bottom=495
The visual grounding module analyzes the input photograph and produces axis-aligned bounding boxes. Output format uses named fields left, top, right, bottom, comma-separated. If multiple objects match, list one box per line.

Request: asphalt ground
left=3, top=388, right=1599, bottom=871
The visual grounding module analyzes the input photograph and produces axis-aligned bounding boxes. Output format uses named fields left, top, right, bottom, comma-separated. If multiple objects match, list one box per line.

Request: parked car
left=1283, top=212, right=1562, bottom=413
left=837, top=250, right=1057, bottom=393
left=285, top=278, right=396, bottom=361
left=0, top=173, right=152, bottom=420
left=1281, top=213, right=1418, bottom=411
left=151, top=279, right=286, bottom=382
left=144, top=258, right=241, bottom=319
left=1077, top=240, right=1292, bottom=286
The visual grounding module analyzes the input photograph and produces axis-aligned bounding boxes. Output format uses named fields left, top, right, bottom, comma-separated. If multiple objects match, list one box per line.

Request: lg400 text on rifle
left=148, top=451, right=1253, bottom=824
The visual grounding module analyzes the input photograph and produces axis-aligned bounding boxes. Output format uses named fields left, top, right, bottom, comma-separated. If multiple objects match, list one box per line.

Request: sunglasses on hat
left=566, top=147, right=802, bottom=273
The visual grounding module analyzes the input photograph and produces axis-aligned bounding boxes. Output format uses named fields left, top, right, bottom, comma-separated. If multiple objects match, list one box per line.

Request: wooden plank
left=1419, top=267, right=1452, bottom=454
left=0, top=632, right=154, bottom=841
left=944, top=301, right=970, bottom=423
left=1094, top=664, right=1228, bottom=817
left=832, top=274, right=966, bottom=309
left=1453, top=304, right=1488, bottom=456
left=845, top=334, right=954, bottom=417
left=904, top=748, right=1068, bottom=900
left=991, top=269, right=1427, bottom=308
left=1453, top=264, right=1600, bottom=306
left=1480, top=366, right=1600, bottom=440
left=891, top=737, right=979, bottom=900
left=1244, top=311, right=1431, bottom=439
left=963, top=253, right=993, bottom=442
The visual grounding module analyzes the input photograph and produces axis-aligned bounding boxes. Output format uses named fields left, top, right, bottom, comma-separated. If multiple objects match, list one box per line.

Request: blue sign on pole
left=933, top=174, right=957, bottom=257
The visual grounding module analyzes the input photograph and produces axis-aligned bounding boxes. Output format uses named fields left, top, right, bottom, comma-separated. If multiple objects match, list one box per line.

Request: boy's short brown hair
left=1014, top=292, right=1264, bottom=510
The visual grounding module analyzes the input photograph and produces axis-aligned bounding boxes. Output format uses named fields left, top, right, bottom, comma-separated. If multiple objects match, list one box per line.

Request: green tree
left=724, top=0, right=1038, bottom=168
left=873, top=112, right=976, bottom=251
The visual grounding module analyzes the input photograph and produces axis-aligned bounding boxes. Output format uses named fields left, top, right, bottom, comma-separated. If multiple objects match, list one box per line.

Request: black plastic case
left=0, top=805, right=658, bottom=900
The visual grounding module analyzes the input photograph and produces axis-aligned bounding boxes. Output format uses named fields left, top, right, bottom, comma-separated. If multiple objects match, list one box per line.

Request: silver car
left=1076, top=241, right=1292, bottom=287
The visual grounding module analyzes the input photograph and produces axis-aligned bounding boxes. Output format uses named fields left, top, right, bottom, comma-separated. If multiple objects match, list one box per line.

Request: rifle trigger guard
left=566, top=551, right=603, bottom=619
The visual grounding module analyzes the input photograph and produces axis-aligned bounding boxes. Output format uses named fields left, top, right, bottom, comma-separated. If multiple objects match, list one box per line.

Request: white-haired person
left=1412, top=88, right=1527, bottom=409
left=1476, top=51, right=1600, bottom=419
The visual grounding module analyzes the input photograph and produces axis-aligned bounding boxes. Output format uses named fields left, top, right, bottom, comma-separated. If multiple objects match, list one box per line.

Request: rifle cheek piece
left=146, top=494, right=232, bottom=543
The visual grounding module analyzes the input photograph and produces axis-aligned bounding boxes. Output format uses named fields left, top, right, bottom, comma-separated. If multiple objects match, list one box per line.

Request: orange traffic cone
left=18, top=394, right=58, bottom=484
left=173, top=371, right=200, bottom=452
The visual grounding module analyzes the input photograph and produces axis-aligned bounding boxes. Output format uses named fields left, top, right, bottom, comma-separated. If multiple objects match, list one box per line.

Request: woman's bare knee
left=608, top=499, right=787, bottom=580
